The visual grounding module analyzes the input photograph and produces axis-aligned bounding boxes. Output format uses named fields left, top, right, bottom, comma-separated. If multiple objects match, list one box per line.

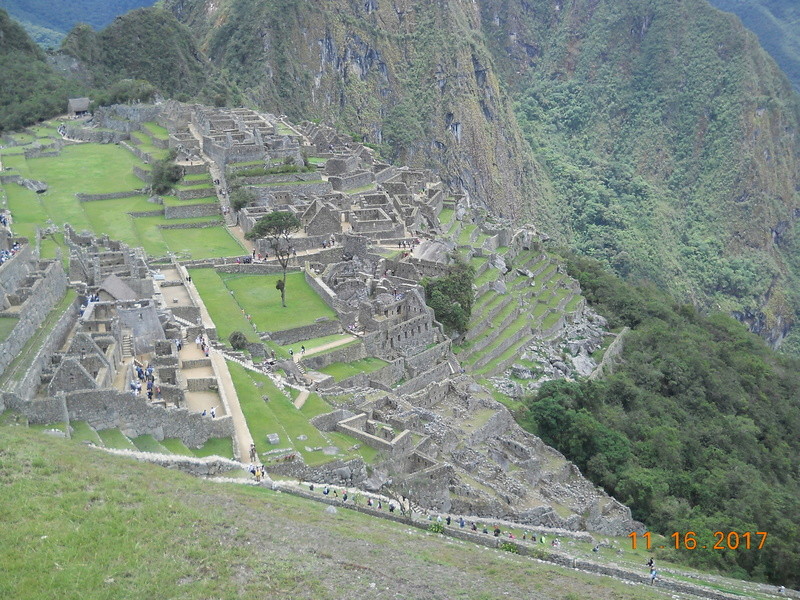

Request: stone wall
left=216, top=264, right=290, bottom=275
left=164, top=203, right=220, bottom=219
left=233, top=172, right=321, bottom=185
left=97, top=447, right=242, bottom=476
left=77, top=191, right=142, bottom=202
left=0, top=260, right=69, bottom=377
left=266, top=318, right=342, bottom=346
left=5, top=296, right=79, bottom=403
left=0, top=243, right=33, bottom=297
left=248, top=181, right=333, bottom=198
left=328, top=170, right=375, bottom=192
left=302, top=342, right=366, bottom=371
left=64, top=390, right=233, bottom=448
left=176, top=186, right=216, bottom=201
left=403, top=341, right=450, bottom=375
left=65, top=125, right=128, bottom=144
left=394, top=361, right=452, bottom=397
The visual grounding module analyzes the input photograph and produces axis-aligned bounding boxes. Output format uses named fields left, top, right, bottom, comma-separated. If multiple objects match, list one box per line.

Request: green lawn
left=141, top=122, right=169, bottom=139
left=188, top=268, right=259, bottom=343
left=219, top=272, right=336, bottom=333
left=193, top=437, right=234, bottom=459
left=97, top=428, right=137, bottom=451
left=159, top=226, right=243, bottom=260
left=229, top=362, right=377, bottom=465
left=0, top=317, right=18, bottom=343
left=132, top=434, right=170, bottom=454
left=69, top=421, right=102, bottom=445
left=160, top=438, right=196, bottom=456
left=317, top=358, right=387, bottom=382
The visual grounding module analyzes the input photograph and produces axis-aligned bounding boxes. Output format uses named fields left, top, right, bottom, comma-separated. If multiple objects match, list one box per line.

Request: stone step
left=462, top=304, right=520, bottom=358
left=469, top=315, right=531, bottom=371
left=474, top=334, right=534, bottom=378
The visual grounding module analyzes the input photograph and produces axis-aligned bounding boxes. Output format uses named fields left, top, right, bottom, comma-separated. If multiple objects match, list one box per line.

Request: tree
left=421, top=257, right=475, bottom=334
left=245, top=211, right=301, bottom=307
left=230, top=188, right=255, bottom=212
left=228, top=331, right=248, bottom=350
left=150, top=150, right=182, bottom=195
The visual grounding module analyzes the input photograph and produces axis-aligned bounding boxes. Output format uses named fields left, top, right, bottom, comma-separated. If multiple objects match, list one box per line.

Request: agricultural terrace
left=0, top=129, right=243, bottom=259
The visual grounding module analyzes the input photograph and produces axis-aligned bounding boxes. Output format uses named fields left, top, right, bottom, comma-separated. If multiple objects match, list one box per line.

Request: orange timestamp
left=629, top=531, right=768, bottom=550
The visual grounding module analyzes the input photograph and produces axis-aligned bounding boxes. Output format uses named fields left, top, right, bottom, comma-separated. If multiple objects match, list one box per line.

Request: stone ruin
left=0, top=102, right=641, bottom=537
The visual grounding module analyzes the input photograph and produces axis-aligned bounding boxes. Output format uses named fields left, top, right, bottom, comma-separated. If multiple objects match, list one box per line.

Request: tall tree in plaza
left=246, top=211, right=301, bottom=307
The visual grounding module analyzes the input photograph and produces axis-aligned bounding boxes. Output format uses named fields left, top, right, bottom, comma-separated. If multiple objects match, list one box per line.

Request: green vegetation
left=228, top=362, right=375, bottom=465
left=317, top=358, right=388, bottom=382
left=61, top=8, right=237, bottom=105
left=97, top=428, right=137, bottom=451
left=0, top=425, right=683, bottom=600
left=422, top=257, right=475, bottom=334
left=2, top=0, right=155, bottom=38
left=245, top=211, right=301, bottom=307
left=192, top=437, right=234, bottom=460
left=0, top=317, right=18, bottom=343
left=502, top=0, right=800, bottom=341
left=188, top=270, right=335, bottom=341
left=520, top=253, right=800, bottom=587
left=0, top=10, right=83, bottom=132
left=149, top=151, right=182, bottom=195
left=709, top=0, right=800, bottom=91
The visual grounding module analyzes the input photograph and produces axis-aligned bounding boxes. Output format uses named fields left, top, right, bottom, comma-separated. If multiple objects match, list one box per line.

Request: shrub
left=499, top=542, right=520, bottom=554
left=228, top=331, right=248, bottom=350
left=427, top=521, right=444, bottom=534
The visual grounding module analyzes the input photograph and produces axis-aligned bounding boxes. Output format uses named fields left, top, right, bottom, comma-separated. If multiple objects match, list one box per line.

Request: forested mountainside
left=522, top=252, right=800, bottom=586
left=160, top=0, right=800, bottom=350
left=481, top=0, right=800, bottom=351
left=709, top=0, right=800, bottom=91
left=0, top=9, right=82, bottom=131
left=0, top=0, right=156, bottom=47
left=56, top=8, right=237, bottom=106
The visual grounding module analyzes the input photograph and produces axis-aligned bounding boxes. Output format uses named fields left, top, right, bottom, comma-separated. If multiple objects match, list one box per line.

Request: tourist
left=301, top=345, right=305, bottom=355
left=459, top=517, right=465, bottom=528
left=649, top=568, right=658, bottom=585
left=493, top=527, right=500, bottom=537
left=342, top=491, right=348, bottom=502
left=210, top=407, right=216, bottom=418
left=249, top=443, right=257, bottom=462
left=377, top=500, right=382, bottom=510
left=445, top=515, right=451, bottom=526
left=482, top=525, right=488, bottom=534
left=389, top=503, right=395, bottom=513
left=471, top=522, right=477, bottom=531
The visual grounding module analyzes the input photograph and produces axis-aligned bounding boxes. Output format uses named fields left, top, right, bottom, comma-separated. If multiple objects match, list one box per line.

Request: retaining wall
left=64, top=390, right=233, bottom=448
left=164, top=202, right=220, bottom=219
left=266, top=319, right=342, bottom=346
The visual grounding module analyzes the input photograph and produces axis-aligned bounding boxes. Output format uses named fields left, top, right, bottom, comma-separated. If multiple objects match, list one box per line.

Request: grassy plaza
left=0, top=131, right=243, bottom=259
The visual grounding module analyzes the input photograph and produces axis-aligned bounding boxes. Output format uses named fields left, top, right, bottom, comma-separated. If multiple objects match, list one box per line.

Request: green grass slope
left=0, top=425, right=673, bottom=600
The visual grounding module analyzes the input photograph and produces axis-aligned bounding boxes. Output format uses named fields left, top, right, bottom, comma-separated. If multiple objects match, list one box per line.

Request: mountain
left=483, top=0, right=800, bottom=350
left=0, top=0, right=156, bottom=46
left=161, top=0, right=800, bottom=350
left=166, top=0, right=551, bottom=225
left=57, top=7, right=237, bottom=106
left=709, top=0, right=800, bottom=91
left=0, top=8, right=82, bottom=132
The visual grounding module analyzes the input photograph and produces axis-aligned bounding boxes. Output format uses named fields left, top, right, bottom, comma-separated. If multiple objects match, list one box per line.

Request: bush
left=422, top=257, right=475, bottom=334
left=230, top=188, right=255, bottom=212
left=499, top=542, right=520, bottom=554
left=150, top=151, right=182, bottom=195
left=427, top=521, right=444, bottom=534
left=228, top=331, right=248, bottom=350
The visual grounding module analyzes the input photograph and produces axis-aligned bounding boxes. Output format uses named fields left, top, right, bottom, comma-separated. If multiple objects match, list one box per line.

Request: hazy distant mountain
left=709, top=0, right=800, bottom=90
left=0, top=0, right=156, bottom=46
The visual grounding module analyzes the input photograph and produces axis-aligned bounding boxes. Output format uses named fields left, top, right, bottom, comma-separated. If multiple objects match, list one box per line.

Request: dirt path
left=293, top=389, right=309, bottom=409
left=296, top=335, right=358, bottom=360
left=209, top=349, right=254, bottom=463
